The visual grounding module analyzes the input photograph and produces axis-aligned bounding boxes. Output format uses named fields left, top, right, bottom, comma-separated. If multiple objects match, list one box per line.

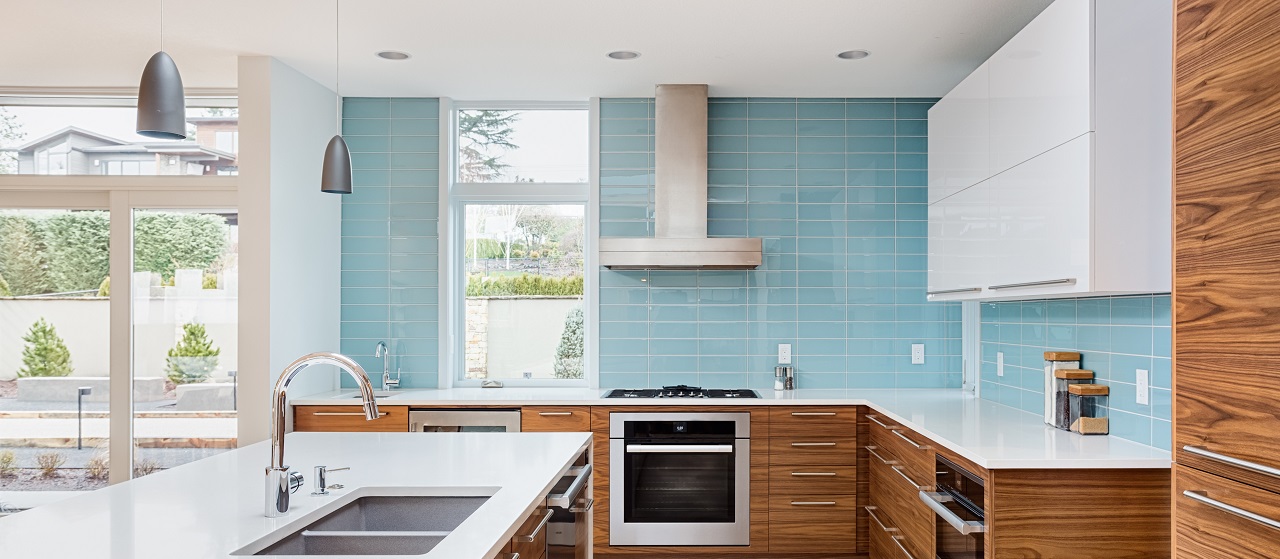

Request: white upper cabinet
left=928, top=62, right=990, bottom=205
left=927, top=0, right=1172, bottom=301
left=988, top=0, right=1091, bottom=175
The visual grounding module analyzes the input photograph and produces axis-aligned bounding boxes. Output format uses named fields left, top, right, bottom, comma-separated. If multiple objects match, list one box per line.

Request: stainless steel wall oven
left=608, top=412, right=750, bottom=546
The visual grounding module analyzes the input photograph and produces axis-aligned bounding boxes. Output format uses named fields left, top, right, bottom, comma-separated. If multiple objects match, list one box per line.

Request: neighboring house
left=12, top=118, right=238, bottom=176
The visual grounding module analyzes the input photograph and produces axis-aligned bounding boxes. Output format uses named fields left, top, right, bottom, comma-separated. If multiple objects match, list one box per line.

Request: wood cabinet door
left=1176, top=465, right=1280, bottom=559
left=522, top=406, right=591, bottom=432
left=1174, top=0, right=1280, bottom=496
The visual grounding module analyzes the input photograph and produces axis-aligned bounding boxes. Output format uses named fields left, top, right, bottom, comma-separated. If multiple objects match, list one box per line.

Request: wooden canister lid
left=1054, top=369, right=1094, bottom=380
left=1068, top=384, right=1110, bottom=396
left=1044, top=351, right=1081, bottom=361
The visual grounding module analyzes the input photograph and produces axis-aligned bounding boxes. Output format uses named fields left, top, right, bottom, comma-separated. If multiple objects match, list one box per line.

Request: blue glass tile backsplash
left=597, top=98, right=962, bottom=391
left=979, top=295, right=1172, bottom=449
left=339, top=98, right=440, bottom=389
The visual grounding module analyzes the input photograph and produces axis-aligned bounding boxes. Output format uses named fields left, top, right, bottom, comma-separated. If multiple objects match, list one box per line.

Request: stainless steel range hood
left=599, top=84, right=763, bottom=270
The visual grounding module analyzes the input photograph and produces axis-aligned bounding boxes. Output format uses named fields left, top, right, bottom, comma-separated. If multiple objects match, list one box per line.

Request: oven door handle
left=547, top=464, right=592, bottom=509
left=625, top=444, right=735, bottom=454
left=919, top=491, right=986, bottom=534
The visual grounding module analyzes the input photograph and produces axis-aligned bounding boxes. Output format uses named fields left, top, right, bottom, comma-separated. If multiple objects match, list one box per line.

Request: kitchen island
left=0, top=431, right=592, bottom=559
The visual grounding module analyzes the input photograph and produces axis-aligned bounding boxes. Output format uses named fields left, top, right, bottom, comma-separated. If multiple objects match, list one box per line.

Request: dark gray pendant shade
left=136, top=51, right=187, bottom=139
left=320, top=134, right=353, bottom=194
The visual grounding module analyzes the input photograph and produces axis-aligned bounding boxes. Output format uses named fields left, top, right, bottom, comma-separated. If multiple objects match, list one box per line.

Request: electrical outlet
left=1136, top=369, right=1149, bottom=405
left=997, top=352, right=1004, bottom=377
left=778, top=344, right=792, bottom=365
left=911, top=343, right=925, bottom=365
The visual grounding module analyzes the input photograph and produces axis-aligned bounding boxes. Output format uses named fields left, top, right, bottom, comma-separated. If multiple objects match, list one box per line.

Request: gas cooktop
left=603, top=385, right=759, bottom=399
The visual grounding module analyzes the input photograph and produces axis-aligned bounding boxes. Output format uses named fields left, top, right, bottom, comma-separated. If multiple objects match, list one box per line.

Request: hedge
left=466, top=274, right=583, bottom=297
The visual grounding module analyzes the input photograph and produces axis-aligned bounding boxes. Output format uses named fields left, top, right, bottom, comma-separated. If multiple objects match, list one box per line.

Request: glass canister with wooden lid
left=1069, top=384, right=1110, bottom=435
left=1043, top=351, right=1081, bottom=427
left=1051, top=369, right=1094, bottom=430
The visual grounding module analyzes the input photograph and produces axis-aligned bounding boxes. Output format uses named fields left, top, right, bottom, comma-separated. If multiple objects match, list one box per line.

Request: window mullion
left=106, top=191, right=134, bottom=484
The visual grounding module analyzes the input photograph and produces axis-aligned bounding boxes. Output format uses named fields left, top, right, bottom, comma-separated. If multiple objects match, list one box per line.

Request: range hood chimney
left=599, top=84, right=763, bottom=270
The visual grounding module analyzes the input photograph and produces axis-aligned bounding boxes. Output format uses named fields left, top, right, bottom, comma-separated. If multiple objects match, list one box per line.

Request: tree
left=553, top=305, right=584, bottom=379
left=0, top=107, right=26, bottom=174
left=165, top=322, right=221, bottom=384
left=133, top=212, right=229, bottom=281
left=41, top=211, right=110, bottom=293
left=18, top=318, right=73, bottom=378
left=457, top=110, right=518, bottom=182
left=0, top=215, right=51, bottom=296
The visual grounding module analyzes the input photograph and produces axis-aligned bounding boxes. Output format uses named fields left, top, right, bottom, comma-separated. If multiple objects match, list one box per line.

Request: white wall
left=237, top=57, right=342, bottom=445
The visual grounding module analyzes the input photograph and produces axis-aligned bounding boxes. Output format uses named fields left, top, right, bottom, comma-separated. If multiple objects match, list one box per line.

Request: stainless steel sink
left=250, top=495, right=490, bottom=556
left=348, top=392, right=401, bottom=398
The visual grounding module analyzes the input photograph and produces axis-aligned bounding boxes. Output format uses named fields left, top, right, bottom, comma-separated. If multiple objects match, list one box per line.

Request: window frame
left=440, top=99, right=599, bottom=388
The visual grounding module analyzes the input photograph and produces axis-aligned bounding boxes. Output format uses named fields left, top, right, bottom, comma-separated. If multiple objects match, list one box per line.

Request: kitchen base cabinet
left=769, top=407, right=860, bottom=556
left=294, top=405, right=409, bottom=432
left=1175, top=464, right=1280, bottom=559
left=522, top=406, right=592, bottom=432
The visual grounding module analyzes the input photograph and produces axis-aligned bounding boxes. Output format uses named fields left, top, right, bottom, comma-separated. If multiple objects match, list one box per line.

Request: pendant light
left=321, top=0, right=353, bottom=194
left=136, top=0, right=187, bottom=139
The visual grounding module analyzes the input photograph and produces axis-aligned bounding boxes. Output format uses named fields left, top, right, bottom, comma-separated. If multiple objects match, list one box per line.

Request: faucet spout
left=266, top=352, right=378, bottom=517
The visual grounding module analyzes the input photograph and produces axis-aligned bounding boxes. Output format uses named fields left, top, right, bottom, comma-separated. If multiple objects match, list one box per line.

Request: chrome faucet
left=374, top=341, right=399, bottom=390
left=266, top=352, right=379, bottom=518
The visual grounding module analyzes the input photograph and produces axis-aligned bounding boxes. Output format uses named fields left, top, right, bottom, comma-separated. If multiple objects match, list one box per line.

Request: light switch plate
left=911, top=343, right=925, bottom=365
left=1136, top=369, right=1149, bottom=405
left=778, top=344, right=792, bottom=365
left=997, top=352, right=1004, bottom=376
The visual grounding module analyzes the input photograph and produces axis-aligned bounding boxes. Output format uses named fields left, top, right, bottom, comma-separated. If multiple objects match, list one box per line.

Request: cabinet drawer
left=867, top=506, right=919, bottom=559
left=768, top=437, right=858, bottom=466
left=521, top=406, right=591, bottom=432
left=768, top=494, right=857, bottom=553
left=768, top=464, right=857, bottom=495
left=1176, top=464, right=1280, bottom=558
left=868, top=414, right=934, bottom=483
left=768, top=406, right=858, bottom=437
left=294, top=405, right=409, bottom=432
left=507, top=507, right=550, bottom=559
left=869, top=446, right=933, bottom=559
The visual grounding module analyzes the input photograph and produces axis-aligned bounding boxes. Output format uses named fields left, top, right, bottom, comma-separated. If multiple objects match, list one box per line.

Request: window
left=0, top=100, right=238, bottom=176
left=446, top=103, right=594, bottom=387
left=456, top=109, right=589, bottom=184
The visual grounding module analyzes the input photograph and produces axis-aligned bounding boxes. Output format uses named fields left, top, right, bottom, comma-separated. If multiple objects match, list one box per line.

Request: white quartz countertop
left=294, top=388, right=1171, bottom=470
left=0, top=431, right=591, bottom=559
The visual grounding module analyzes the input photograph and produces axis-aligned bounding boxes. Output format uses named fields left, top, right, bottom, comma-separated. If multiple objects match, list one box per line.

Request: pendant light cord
left=160, top=0, right=165, bottom=52
left=335, top=0, right=341, bottom=125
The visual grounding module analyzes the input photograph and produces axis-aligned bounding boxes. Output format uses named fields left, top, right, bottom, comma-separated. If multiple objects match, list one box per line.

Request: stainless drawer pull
left=927, top=287, right=982, bottom=295
left=513, top=508, right=553, bottom=542
left=920, top=491, right=986, bottom=534
left=790, top=501, right=837, bottom=506
left=570, top=498, right=594, bottom=513
left=891, top=534, right=916, bottom=559
left=1183, top=445, right=1280, bottom=479
left=893, top=429, right=928, bottom=450
left=791, top=412, right=838, bottom=416
left=867, top=446, right=898, bottom=465
left=312, top=412, right=389, bottom=417
left=538, top=412, right=573, bottom=416
left=865, top=505, right=897, bottom=532
left=1183, top=490, right=1280, bottom=532
left=547, top=464, right=592, bottom=509
left=892, top=465, right=927, bottom=491
left=989, top=278, right=1076, bottom=290
left=791, top=442, right=838, bottom=447
left=502, top=554, right=519, bottom=559
left=791, top=472, right=837, bottom=477
left=867, top=414, right=899, bottom=430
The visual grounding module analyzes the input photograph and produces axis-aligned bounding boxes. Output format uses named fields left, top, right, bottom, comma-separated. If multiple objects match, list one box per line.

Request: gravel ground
left=1, top=446, right=230, bottom=470
left=0, top=470, right=108, bottom=492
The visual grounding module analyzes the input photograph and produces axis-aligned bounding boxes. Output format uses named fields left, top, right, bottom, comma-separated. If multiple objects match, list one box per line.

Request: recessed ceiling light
left=607, top=51, right=641, bottom=60
left=837, top=50, right=871, bottom=60
left=376, top=51, right=411, bottom=60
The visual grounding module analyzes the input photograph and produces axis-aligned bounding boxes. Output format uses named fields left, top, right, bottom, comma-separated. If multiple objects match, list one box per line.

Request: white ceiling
left=0, top=0, right=1053, bottom=99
